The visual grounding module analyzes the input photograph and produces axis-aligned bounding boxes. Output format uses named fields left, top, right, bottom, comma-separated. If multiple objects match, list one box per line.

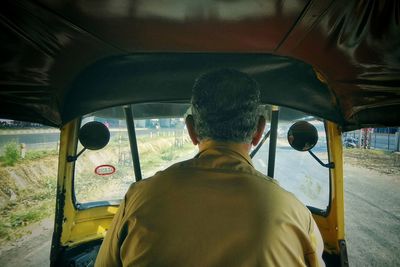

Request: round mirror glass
left=287, top=121, right=318, bottom=151
left=79, top=121, right=110, bottom=150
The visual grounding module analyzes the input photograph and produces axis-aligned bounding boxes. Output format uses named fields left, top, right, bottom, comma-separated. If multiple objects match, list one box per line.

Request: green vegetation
left=25, top=149, right=58, bottom=160
left=140, top=140, right=195, bottom=173
left=0, top=139, right=58, bottom=243
left=0, top=176, right=56, bottom=242
left=161, top=148, right=174, bottom=161
left=0, top=135, right=194, bottom=243
left=10, top=209, right=43, bottom=228
left=0, top=201, right=54, bottom=241
left=0, top=141, right=58, bottom=166
left=2, top=142, right=19, bottom=166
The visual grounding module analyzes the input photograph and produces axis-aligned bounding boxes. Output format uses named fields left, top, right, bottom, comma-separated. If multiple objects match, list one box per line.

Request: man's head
left=186, top=69, right=265, bottom=147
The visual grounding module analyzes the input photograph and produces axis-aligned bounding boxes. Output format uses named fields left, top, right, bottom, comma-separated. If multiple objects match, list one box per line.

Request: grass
left=1, top=142, right=20, bottom=166
left=25, top=150, right=58, bottom=160
left=0, top=222, right=8, bottom=239
left=141, top=142, right=195, bottom=171
left=0, top=141, right=58, bottom=166
left=161, top=150, right=174, bottom=161
left=0, top=176, right=56, bottom=243
left=0, top=135, right=194, bottom=243
left=0, top=197, right=54, bottom=242
left=10, top=210, right=43, bottom=227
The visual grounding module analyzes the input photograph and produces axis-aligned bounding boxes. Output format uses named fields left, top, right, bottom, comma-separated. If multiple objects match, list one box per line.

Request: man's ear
left=251, top=116, right=266, bottom=146
left=185, top=115, right=199, bottom=145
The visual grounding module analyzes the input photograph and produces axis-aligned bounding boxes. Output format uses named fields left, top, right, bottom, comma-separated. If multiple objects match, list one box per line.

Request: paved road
left=344, top=164, right=400, bottom=266
left=0, top=154, right=399, bottom=266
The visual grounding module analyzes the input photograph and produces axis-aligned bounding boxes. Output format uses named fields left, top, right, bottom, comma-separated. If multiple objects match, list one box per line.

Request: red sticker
left=95, top=165, right=116, bottom=176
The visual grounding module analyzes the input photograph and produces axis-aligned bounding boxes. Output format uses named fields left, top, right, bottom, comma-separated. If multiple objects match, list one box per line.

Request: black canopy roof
left=1, top=0, right=399, bottom=131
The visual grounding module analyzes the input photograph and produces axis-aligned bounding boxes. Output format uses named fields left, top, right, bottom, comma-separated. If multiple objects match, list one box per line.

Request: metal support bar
left=124, top=105, right=142, bottom=181
left=267, top=106, right=279, bottom=178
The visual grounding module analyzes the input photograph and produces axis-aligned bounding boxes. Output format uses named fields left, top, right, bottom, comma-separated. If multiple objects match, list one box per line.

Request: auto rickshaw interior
left=49, top=54, right=347, bottom=266
left=0, top=0, right=400, bottom=266
left=2, top=1, right=399, bottom=266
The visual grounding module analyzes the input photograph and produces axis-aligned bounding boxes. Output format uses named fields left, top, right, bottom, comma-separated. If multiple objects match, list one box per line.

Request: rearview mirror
left=79, top=121, right=110, bottom=150
left=68, top=121, right=110, bottom=162
left=287, top=121, right=318, bottom=152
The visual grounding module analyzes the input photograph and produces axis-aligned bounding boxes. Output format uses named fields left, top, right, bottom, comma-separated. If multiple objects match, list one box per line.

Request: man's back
left=96, top=141, right=320, bottom=267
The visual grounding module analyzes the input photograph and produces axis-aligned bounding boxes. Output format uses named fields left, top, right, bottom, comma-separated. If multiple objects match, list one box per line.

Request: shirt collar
left=195, top=140, right=254, bottom=167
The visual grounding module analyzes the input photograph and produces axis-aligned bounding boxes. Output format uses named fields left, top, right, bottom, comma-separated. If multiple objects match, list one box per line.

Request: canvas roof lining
left=0, top=0, right=399, bottom=131
left=62, top=53, right=341, bottom=125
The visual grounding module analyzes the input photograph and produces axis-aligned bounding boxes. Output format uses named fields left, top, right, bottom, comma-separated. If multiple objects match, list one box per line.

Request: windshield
left=252, top=107, right=330, bottom=211
left=74, top=104, right=197, bottom=204
left=74, top=103, right=330, bottom=212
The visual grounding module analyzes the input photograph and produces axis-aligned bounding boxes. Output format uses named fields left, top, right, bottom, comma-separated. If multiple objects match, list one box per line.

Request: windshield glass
left=74, top=103, right=197, bottom=204
left=252, top=107, right=330, bottom=211
left=74, top=104, right=330, bottom=211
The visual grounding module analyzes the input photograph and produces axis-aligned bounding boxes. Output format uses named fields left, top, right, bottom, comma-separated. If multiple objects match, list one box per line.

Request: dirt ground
left=0, top=218, right=52, bottom=267
left=343, top=148, right=400, bottom=176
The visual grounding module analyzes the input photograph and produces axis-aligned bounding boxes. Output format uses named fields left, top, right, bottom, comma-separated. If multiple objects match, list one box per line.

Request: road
left=344, top=165, right=400, bottom=266
left=0, top=151, right=399, bottom=266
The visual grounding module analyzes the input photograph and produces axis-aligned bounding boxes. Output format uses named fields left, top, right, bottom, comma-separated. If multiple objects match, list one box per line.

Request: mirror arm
left=67, top=148, right=87, bottom=162
left=250, top=130, right=271, bottom=158
left=308, top=150, right=335, bottom=169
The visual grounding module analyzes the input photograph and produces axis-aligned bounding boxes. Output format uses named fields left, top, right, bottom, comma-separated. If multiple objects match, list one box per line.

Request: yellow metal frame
left=55, top=119, right=117, bottom=248
left=313, top=121, right=345, bottom=254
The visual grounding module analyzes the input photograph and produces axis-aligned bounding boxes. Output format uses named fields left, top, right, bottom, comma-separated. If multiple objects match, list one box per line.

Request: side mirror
left=68, top=121, right=110, bottom=162
left=287, top=121, right=318, bottom=152
left=79, top=121, right=110, bottom=150
left=287, top=120, right=335, bottom=169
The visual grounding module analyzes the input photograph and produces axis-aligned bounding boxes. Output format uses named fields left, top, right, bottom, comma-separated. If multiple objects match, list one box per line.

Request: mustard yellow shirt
left=96, top=141, right=324, bottom=267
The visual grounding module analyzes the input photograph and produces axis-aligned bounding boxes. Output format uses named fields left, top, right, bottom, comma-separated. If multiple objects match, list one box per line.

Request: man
left=95, top=69, right=325, bottom=267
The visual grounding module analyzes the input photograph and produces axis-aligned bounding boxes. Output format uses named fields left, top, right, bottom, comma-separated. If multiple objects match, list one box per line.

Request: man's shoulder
left=247, top=170, right=311, bottom=213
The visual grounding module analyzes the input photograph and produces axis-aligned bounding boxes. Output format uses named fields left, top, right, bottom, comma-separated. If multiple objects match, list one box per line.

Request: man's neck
left=198, top=140, right=252, bottom=155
